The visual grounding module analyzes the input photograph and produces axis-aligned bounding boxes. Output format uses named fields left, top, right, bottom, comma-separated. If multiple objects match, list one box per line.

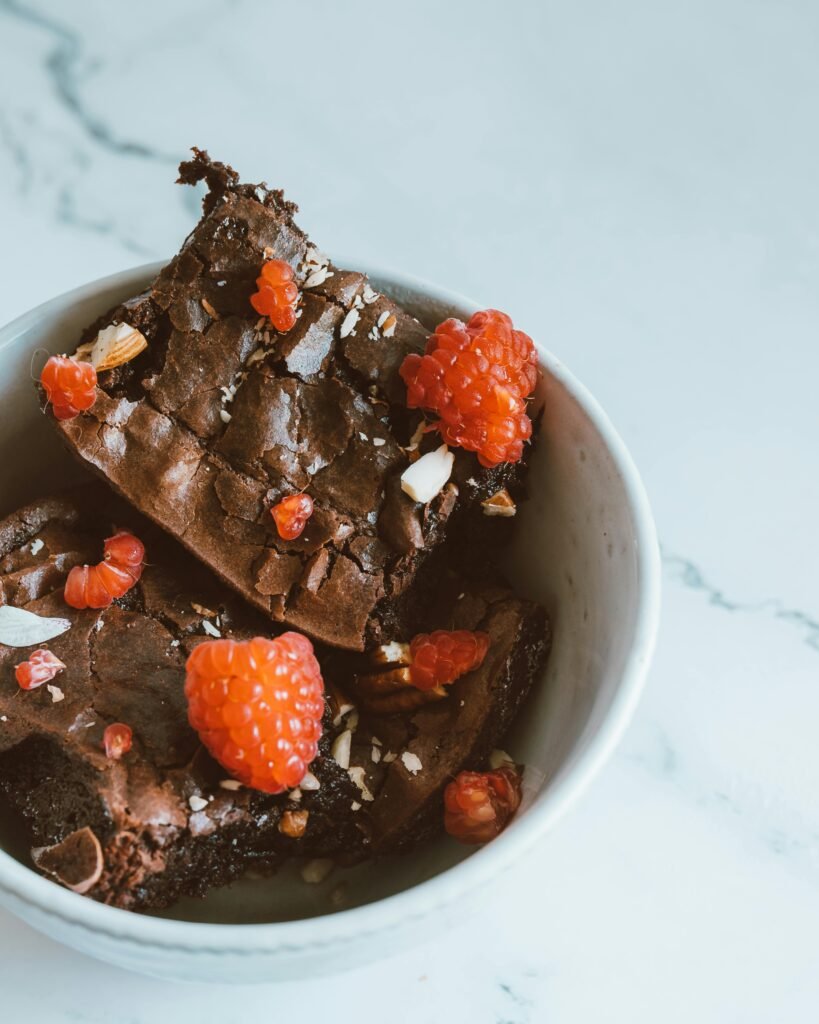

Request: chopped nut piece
left=201, top=297, right=220, bottom=320
left=381, top=314, right=397, bottom=337
left=219, top=778, right=242, bottom=791
left=401, top=445, right=454, bottom=504
left=481, top=489, right=517, bottom=517
left=331, top=729, right=352, bottom=769
left=279, top=809, right=309, bottom=838
left=201, top=620, right=221, bottom=638
left=46, top=684, right=64, bottom=703
left=31, top=827, right=104, bottom=894
left=191, top=602, right=219, bottom=618
left=300, top=770, right=321, bottom=791
left=371, top=641, right=411, bottom=666
left=30, top=538, right=44, bottom=555
left=401, top=751, right=423, bottom=775
left=340, top=308, right=360, bottom=338
left=188, top=794, right=208, bottom=812
left=74, top=322, right=148, bottom=372
left=348, top=766, right=375, bottom=802
left=382, top=752, right=398, bottom=763
left=489, top=748, right=515, bottom=769
left=301, top=858, right=334, bottom=884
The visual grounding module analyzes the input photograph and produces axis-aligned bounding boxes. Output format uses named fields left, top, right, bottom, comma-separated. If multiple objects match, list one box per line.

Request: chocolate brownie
left=0, top=487, right=548, bottom=910
left=48, top=150, right=529, bottom=652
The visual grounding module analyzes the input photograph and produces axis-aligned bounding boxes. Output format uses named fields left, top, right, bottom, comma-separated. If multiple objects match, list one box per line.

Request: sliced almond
left=31, top=827, right=103, bottom=894
left=481, top=488, right=517, bottom=517
left=74, top=322, right=148, bottom=372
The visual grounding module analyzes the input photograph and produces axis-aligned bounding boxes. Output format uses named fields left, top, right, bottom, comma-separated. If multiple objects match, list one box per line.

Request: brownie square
left=0, top=486, right=549, bottom=910
left=49, top=150, right=528, bottom=651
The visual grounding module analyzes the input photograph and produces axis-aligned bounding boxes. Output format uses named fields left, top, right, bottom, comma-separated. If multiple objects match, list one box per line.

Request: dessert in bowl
left=0, top=153, right=659, bottom=981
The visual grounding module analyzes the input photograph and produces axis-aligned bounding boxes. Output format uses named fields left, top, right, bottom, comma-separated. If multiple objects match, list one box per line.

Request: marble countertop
left=1, top=0, right=817, bottom=1019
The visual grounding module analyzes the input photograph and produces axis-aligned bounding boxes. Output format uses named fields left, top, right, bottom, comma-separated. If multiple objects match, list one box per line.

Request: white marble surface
left=1, top=0, right=817, bottom=1019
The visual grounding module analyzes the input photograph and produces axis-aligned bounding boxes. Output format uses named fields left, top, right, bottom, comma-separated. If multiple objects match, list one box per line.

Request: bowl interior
left=0, top=265, right=650, bottom=925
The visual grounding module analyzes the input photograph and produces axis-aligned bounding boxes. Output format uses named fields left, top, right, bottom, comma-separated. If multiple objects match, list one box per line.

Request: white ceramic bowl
left=0, top=263, right=660, bottom=982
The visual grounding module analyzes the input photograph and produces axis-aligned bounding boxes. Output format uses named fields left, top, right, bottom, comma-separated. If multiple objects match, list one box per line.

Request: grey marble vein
left=663, top=550, right=819, bottom=651
left=0, top=0, right=177, bottom=164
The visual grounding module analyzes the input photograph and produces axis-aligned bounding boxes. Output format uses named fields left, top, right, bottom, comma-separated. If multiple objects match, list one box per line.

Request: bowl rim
left=0, top=260, right=661, bottom=955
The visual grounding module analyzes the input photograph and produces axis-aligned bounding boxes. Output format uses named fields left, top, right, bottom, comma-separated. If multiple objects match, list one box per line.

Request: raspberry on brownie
left=44, top=150, right=534, bottom=652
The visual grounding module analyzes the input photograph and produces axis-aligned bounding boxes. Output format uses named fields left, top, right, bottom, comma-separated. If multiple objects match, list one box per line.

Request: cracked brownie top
left=48, top=150, right=528, bottom=651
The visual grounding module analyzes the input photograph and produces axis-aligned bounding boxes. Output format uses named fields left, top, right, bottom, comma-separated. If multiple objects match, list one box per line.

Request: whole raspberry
left=185, top=633, right=324, bottom=794
left=40, top=355, right=97, bottom=421
left=15, top=649, right=66, bottom=691
left=400, top=309, right=537, bottom=467
left=271, top=493, right=314, bottom=541
left=64, top=530, right=145, bottom=610
left=408, top=629, right=490, bottom=692
left=250, top=258, right=299, bottom=333
left=444, top=764, right=522, bottom=844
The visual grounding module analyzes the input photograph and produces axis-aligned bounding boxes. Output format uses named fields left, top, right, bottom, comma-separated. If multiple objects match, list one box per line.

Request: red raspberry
left=40, top=355, right=97, bottom=421
left=444, top=764, right=522, bottom=844
left=400, top=309, right=537, bottom=467
left=250, top=259, right=299, bottom=333
left=103, top=722, right=133, bottom=760
left=271, top=494, right=314, bottom=541
left=185, top=633, right=324, bottom=794
left=64, top=530, right=145, bottom=610
left=15, top=649, right=66, bottom=691
left=408, top=629, right=490, bottom=692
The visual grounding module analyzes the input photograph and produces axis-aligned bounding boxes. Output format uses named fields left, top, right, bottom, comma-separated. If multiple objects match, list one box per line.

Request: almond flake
left=201, top=620, right=221, bottom=638
left=289, top=787, right=303, bottom=803
left=362, top=283, right=379, bottom=304
left=188, top=795, right=208, bottom=812
left=0, top=605, right=71, bottom=648
left=301, top=858, right=334, bottom=884
left=219, top=409, right=232, bottom=424
left=401, top=751, right=423, bottom=775
left=489, top=749, right=515, bottom=769
left=371, top=746, right=381, bottom=764
left=331, top=729, right=352, bottom=769
left=300, top=770, right=321, bottom=791
left=372, top=437, right=386, bottom=447
left=382, top=315, right=397, bottom=338
left=400, top=445, right=454, bottom=504
left=332, top=702, right=354, bottom=727
left=359, top=432, right=369, bottom=442
left=191, top=602, right=218, bottom=618
left=219, top=779, right=242, bottom=791
left=201, top=298, right=220, bottom=320
left=73, top=321, right=148, bottom=372
left=347, top=766, right=375, bottom=801
left=340, top=308, right=360, bottom=338
left=46, top=684, right=64, bottom=703
left=372, top=735, right=383, bottom=746
left=382, top=751, right=397, bottom=763
left=30, top=538, right=44, bottom=555
left=304, top=265, right=330, bottom=288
